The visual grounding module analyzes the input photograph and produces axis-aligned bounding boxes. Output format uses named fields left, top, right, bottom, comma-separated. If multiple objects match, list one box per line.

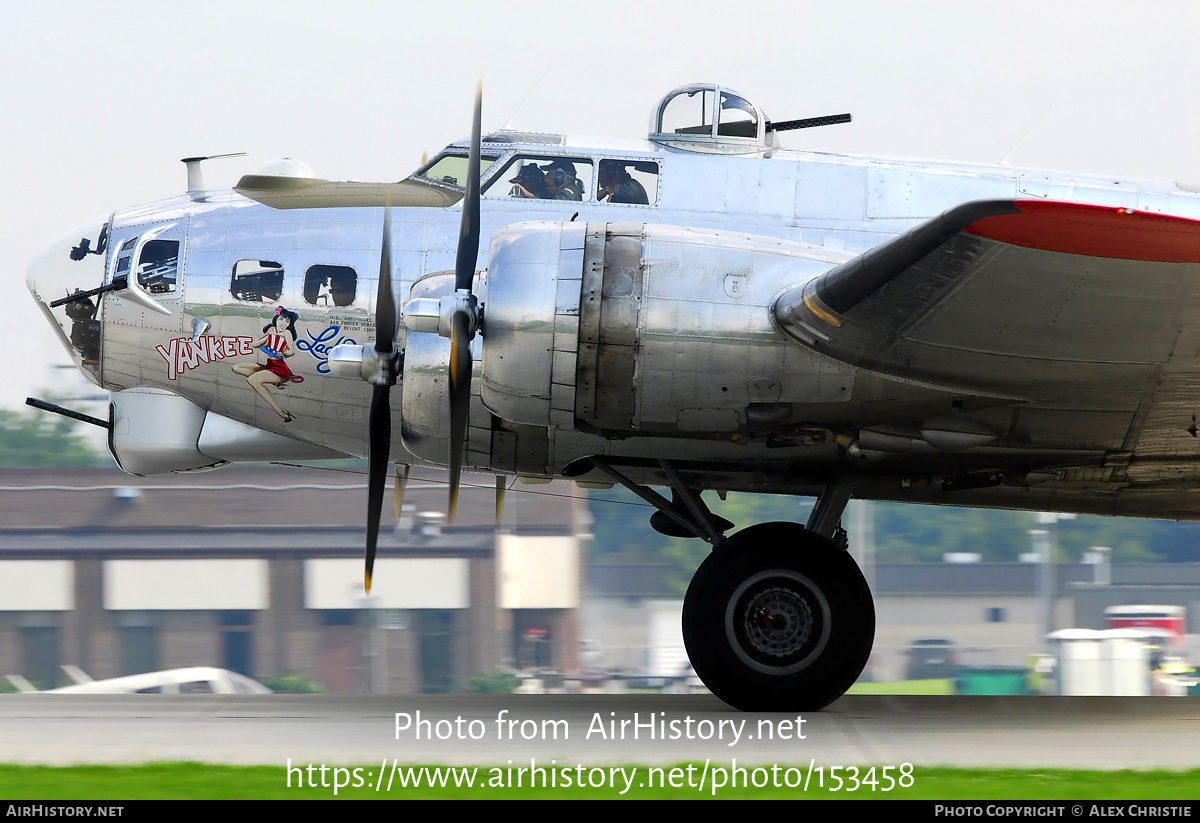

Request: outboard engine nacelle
left=399, top=272, right=468, bottom=466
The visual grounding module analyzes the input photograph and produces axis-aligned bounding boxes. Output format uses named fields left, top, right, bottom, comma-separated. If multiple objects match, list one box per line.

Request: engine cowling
left=480, top=221, right=841, bottom=437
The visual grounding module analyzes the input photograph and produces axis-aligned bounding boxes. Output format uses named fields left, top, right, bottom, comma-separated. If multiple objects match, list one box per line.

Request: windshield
left=411, top=152, right=497, bottom=190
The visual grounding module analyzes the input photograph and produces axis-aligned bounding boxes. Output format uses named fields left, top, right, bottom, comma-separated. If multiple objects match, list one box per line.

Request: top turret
left=649, top=83, right=776, bottom=154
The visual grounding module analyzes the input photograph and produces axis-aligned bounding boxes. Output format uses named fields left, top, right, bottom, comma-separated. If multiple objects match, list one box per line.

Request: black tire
left=682, top=522, right=875, bottom=711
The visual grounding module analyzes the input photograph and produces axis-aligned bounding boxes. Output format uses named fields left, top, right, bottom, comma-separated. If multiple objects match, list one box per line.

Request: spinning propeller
left=363, top=85, right=484, bottom=593
left=447, top=84, right=484, bottom=525
left=364, top=193, right=397, bottom=594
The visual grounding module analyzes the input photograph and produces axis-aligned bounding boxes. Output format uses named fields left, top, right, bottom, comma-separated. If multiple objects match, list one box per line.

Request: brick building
left=0, top=466, right=587, bottom=692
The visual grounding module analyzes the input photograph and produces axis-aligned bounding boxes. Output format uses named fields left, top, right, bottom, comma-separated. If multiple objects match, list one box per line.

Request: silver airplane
left=27, top=83, right=1200, bottom=711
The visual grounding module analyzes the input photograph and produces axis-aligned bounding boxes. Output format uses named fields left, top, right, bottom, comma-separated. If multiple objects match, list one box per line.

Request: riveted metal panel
left=575, top=225, right=644, bottom=431
left=554, top=314, right=579, bottom=343
left=555, top=275, right=581, bottom=315
left=759, top=159, right=798, bottom=219
left=575, top=224, right=607, bottom=424
left=868, top=165, right=1017, bottom=219
left=490, top=429, right=517, bottom=473
left=513, top=423, right=550, bottom=475
left=478, top=223, right=565, bottom=425
left=1072, top=181, right=1139, bottom=208
left=550, top=382, right=575, bottom=413
left=796, top=158, right=869, bottom=221
left=549, top=409, right=575, bottom=429
left=552, top=350, right=577, bottom=382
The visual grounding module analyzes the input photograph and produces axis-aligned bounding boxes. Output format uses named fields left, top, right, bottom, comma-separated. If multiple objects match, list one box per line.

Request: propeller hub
left=403, top=289, right=479, bottom=340
left=369, top=346, right=400, bottom=387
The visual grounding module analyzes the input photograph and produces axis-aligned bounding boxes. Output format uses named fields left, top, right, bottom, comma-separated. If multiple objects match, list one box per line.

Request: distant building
left=588, top=559, right=1200, bottom=682
left=0, top=467, right=588, bottom=693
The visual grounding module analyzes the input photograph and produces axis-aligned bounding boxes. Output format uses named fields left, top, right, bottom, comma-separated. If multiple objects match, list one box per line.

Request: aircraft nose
left=27, top=216, right=111, bottom=382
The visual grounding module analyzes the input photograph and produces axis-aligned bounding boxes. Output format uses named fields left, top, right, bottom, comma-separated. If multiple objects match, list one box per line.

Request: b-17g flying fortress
left=16, top=3, right=1200, bottom=716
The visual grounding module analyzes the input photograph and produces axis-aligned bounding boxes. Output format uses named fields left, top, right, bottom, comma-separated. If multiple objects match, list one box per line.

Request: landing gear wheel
left=682, top=522, right=875, bottom=711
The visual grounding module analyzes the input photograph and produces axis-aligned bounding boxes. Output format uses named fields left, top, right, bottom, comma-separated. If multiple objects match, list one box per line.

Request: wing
left=775, top=199, right=1200, bottom=518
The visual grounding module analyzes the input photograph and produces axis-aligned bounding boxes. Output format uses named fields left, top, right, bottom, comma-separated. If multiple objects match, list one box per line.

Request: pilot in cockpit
left=542, top=160, right=583, bottom=201
left=508, top=158, right=584, bottom=201
left=509, top=163, right=550, bottom=199
left=598, top=160, right=649, bottom=205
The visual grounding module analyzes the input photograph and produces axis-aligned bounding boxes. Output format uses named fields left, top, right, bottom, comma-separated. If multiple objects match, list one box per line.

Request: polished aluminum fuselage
left=47, top=134, right=1200, bottom=511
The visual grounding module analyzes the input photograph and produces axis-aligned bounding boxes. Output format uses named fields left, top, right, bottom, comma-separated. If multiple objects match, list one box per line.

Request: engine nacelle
left=399, top=272, right=463, bottom=466
left=481, top=222, right=588, bottom=429
left=481, top=221, right=841, bottom=437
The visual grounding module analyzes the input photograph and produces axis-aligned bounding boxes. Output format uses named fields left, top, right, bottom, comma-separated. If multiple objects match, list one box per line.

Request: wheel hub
left=744, top=587, right=813, bottom=657
left=725, top=569, right=831, bottom=675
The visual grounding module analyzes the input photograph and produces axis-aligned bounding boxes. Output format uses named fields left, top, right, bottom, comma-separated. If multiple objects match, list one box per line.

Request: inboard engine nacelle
left=478, top=221, right=843, bottom=436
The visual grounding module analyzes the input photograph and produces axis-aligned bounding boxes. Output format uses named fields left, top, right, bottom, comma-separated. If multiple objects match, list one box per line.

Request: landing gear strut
left=582, top=459, right=875, bottom=710
left=588, top=457, right=731, bottom=545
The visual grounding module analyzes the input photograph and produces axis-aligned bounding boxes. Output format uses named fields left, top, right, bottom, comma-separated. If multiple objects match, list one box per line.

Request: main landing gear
left=683, top=522, right=874, bottom=711
left=590, top=461, right=875, bottom=711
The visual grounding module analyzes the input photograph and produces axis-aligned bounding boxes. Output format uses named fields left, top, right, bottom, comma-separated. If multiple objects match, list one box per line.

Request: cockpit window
left=137, top=239, right=179, bottom=294
left=482, top=156, right=592, bottom=201
left=230, top=260, right=284, bottom=303
left=303, top=264, right=358, bottom=307
left=598, top=159, right=657, bottom=206
left=413, top=153, right=497, bottom=189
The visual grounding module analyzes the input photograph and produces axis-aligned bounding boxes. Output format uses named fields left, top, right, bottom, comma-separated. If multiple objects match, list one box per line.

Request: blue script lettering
left=298, top=325, right=358, bottom=375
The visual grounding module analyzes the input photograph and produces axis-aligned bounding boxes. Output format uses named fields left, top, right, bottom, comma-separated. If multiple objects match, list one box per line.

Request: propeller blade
left=495, top=475, right=507, bottom=526
left=376, top=195, right=396, bottom=354
left=446, top=84, right=482, bottom=523
left=365, top=193, right=396, bottom=594
left=455, top=83, right=482, bottom=294
left=394, top=464, right=410, bottom=521
left=447, top=309, right=472, bottom=524
left=365, top=383, right=390, bottom=593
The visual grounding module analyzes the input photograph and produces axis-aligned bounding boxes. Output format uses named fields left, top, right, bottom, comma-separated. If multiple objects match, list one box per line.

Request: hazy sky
left=6, top=0, right=1200, bottom=410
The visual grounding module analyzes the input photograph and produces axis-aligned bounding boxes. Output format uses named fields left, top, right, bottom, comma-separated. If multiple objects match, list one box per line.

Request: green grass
left=1, top=763, right=1198, bottom=799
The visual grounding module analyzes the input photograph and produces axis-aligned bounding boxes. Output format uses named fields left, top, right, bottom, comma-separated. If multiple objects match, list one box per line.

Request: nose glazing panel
left=27, top=217, right=111, bottom=384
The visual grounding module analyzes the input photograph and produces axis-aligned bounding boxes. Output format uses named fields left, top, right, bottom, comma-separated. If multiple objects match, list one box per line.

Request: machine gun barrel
left=768, top=113, right=852, bottom=132
left=25, top=397, right=111, bottom=430
left=49, top=276, right=128, bottom=308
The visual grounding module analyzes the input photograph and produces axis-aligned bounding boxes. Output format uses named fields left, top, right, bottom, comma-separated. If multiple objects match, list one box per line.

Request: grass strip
left=1, top=763, right=1199, bottom=800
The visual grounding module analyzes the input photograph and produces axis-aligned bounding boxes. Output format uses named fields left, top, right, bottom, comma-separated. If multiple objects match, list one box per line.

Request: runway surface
left=2, top=694, right=1198, bottom=769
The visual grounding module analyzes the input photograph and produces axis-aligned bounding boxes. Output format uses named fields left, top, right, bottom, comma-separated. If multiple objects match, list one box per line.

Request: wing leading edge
left=774, top=199, right=1200, bottom=515
left=776, top=199, right=1200, bottom=404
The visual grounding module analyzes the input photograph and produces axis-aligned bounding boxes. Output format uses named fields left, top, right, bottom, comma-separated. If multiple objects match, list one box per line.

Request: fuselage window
left=137, top=239, right=179, bottom=294
left=483, top=156, right=592, bottom=201
left=303, top=264, right=357, bottom=307
left=598, top=159, right=657, bottom=206
left=230, top=260, right=284, bottom=303
left=415, top=153, right=497, bottom=188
